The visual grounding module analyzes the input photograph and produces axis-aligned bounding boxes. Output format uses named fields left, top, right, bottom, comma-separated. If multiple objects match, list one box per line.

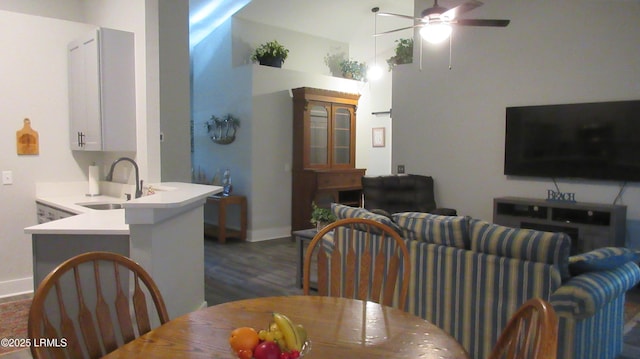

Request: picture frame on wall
left=372, top=127, right=385, bottom=147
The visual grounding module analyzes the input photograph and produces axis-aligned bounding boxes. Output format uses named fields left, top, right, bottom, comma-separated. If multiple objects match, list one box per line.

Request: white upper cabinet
left=68, top=27, right=136, bottom=151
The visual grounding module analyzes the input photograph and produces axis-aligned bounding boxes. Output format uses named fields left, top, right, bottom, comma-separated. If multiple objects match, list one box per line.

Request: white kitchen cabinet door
left=68, top=27, right=136, bottom=151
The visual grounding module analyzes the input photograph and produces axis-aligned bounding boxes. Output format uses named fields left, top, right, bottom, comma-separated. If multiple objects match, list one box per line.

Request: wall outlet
left=397, top=165, right=405, bottom=174
left=2, top=170, right=13, bottom=185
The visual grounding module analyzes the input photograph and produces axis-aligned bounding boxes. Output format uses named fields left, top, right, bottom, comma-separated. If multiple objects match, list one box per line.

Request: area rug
left=0, top=299, right=30, bottom=355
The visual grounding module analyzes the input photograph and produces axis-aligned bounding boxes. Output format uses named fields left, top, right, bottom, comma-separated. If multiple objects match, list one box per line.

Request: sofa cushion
left=331, top=203, right=402, bottom=234
left=569, top=247, right=640, bottom=276
left=392, top=212, right=470, bottom=249
left=469, top=219, right=572, bottom=280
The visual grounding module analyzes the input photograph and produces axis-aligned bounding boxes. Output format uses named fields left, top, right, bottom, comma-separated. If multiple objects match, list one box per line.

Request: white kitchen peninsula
left=25, top=182, right=221, bottom=318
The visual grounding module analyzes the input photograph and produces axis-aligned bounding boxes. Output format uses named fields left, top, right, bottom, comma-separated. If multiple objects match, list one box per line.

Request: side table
left=205, top=195, right=247, bottom=244
left=293, top=228, right=317, bottom=288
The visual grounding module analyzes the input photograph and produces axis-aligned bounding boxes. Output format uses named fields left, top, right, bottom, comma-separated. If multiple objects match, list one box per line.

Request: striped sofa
left=331, top=204, right=640, bottom=359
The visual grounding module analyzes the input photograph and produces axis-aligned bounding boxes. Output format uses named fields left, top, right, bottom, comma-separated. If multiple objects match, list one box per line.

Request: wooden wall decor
left=16, top=118, right=39, bottom=155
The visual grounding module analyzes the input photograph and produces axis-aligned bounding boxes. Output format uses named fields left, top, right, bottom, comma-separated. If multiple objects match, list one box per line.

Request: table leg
left=218, top=202, right=227, bottom=244
left=296, top=235, right=303, bottom=288
left=240, top=198, right=247, bottom=241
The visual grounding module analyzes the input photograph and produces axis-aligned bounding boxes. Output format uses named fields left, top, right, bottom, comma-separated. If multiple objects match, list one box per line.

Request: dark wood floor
left=203, top=236, right=640, bottom=358
left=204, top=236, right=303, bottom=305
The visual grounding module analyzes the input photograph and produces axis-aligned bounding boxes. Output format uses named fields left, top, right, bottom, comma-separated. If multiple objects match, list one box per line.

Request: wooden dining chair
left=28, top=251, right=169, bottom=359
left=303, top=218, right=411, bottom=311
left=488, top=297, right=558, bottom=359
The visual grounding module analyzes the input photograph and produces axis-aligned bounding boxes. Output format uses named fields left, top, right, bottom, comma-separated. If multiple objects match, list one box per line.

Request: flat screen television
left=504, top=100, right=640, bottom=182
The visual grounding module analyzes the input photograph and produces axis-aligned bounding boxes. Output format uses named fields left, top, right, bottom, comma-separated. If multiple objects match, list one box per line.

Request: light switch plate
left=2, top=170, right=13, bottom=185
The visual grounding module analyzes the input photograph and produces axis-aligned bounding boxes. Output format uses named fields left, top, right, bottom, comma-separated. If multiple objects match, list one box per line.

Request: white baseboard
left=247, top=226, right=291, bottom=242
left=203, top=220, right=291, bottom=242
left=0, top=277, right=33, bottom=299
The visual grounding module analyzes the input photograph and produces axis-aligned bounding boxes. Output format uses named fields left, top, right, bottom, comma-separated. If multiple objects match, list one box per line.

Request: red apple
left=253, top=341, right=281, bottom=359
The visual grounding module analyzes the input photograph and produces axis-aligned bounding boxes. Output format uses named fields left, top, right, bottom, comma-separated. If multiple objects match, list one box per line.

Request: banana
left=272, top=312, right=303, bottom=351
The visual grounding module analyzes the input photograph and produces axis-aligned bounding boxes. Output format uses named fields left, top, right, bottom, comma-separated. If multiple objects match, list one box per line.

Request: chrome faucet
left=105, top=157, right=143, bottom=199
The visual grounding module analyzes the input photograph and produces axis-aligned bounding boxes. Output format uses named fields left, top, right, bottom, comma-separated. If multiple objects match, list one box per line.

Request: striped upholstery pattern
left=552, top=261, right=640, bottom=319
left=569, top=247, right=640, bottom=275
left=331, top=203, right=402, bottom=234
left=392, top=212, right=470, bottom=248
left=557, top=296, right=626, bottom=359
left=328, top=205, right=640, bottom=359
left=469, top=219, right=572, bottom=280
left=404, top=239, right=562, bottom=359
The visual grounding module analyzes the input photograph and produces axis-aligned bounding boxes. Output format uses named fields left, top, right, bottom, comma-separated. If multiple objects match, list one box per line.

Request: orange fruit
left=236, top=348, right=253, bottom=359
left=229, top=327, right=260, bottom=352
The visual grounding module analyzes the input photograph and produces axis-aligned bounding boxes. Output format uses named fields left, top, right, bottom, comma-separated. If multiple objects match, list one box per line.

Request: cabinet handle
left=78, top=132, right=85, bottom=147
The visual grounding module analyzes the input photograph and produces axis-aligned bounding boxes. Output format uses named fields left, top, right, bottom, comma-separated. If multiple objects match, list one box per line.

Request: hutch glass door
left=333, top=107, right=351, bottom=165
left=309, top=104, right=329, bottom=166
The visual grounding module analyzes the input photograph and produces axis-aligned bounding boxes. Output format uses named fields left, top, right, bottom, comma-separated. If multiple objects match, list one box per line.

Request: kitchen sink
left=78, top=203, right=124, bottom=210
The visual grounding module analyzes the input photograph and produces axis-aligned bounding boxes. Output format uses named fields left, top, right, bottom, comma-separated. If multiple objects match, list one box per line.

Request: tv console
left=493, top=196, right=627, bottom=254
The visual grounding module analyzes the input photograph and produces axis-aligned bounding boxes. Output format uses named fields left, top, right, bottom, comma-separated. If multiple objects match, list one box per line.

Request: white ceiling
left=232, top=0, right=414, bottom=42
left=189, top=0, right=415, bottom=45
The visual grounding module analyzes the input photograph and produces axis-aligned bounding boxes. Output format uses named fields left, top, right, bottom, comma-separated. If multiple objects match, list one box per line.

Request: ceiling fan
left=377, top=0, right=510, bottom=44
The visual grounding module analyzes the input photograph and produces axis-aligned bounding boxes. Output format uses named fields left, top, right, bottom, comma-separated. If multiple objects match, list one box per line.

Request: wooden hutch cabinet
left=291, top=87, right=366, bottom=230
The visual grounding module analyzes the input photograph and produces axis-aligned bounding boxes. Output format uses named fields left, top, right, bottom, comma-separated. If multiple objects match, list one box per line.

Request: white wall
left=192, top=16, right=378, bottom=240
left=0, top=0, right=84, bottom=21
left=231, top=17, right=349, bottom=75
left=159, top=1, right=192, bottom=182
left=0, top=10, right=95, bottom=296
left=83, top=0, right=162, bottom=183
left=250, top=68, right=370, bottom=240
left=393, top=0, right=640, bottom=247
left=0, top=0, right=164, bottom=297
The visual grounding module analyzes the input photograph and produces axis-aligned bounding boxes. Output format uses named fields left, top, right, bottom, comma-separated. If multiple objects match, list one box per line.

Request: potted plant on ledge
left=386, top=38, right=413, bottom=71
left=339, top=59, right=367, bottom=81
left=251, top=40, right=289, bottom=68
left=310, top=202, right=336, bottom=232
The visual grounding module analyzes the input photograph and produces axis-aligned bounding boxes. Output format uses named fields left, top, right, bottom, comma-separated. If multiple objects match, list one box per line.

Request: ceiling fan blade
left=377, top=11, right=421, bottom=21
left=455, top=19, right=510, bottom=27
left=373, top=25, right=421, bottom=37
left=442, top=1, right=483, bottom=20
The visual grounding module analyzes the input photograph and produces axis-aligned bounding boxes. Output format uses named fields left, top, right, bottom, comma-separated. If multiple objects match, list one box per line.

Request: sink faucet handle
left=136, top=179, right=144, bottom=198
left=125, top=193, right=132, bottom=201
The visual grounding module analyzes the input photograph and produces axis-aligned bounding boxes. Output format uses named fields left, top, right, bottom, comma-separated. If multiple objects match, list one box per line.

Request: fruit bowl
left=230, top=313, right=309, bottom=359
left=230, top=339, right=310, bottom=359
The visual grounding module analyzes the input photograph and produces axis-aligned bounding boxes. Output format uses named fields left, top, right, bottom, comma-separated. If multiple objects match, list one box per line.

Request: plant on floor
left=310, top=202, right=336, bottom=230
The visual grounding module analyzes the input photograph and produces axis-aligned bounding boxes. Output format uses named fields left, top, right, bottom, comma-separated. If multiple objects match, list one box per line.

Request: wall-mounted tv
left=504, top=100, right=640, bottom=182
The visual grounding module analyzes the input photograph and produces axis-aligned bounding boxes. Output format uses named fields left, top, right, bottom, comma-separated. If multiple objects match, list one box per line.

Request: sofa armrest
left=550, top=261, right=640, bottom=319
left=429, top=207, right=457, bottom=216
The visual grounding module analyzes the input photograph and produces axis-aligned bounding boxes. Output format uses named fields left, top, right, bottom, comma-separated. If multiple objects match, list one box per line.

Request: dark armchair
left=361, top=174, right=457, bottom=216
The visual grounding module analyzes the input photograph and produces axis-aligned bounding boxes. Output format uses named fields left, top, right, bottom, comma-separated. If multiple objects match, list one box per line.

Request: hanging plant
left=386, top=38, right=413, bottom=71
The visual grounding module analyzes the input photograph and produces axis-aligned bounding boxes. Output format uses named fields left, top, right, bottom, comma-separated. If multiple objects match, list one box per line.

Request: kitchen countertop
left=25, top=182, right=221, bottom=235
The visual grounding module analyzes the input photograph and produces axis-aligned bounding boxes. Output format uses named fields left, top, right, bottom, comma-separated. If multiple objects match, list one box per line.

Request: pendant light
left=368, top=7, right=383, bottom=81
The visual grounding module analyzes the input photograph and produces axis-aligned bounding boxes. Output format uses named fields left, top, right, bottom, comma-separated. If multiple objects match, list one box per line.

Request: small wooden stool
left=205, top=195, right=247, bottom=243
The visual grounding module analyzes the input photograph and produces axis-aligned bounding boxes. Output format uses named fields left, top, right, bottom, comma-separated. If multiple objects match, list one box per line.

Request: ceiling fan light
left=420, top=23, right=452, bottom=44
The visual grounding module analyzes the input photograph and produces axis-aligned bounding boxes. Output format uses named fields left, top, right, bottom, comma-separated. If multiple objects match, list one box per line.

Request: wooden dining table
left=103, top=295, right=470, bottom=359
